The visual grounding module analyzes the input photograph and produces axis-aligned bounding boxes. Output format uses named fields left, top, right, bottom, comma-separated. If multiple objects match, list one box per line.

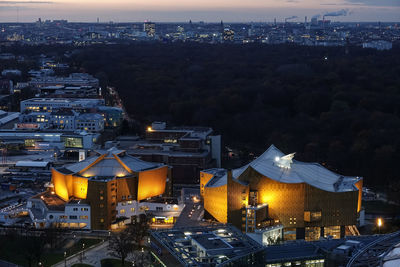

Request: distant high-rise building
left=144, top=21, right=156, bottom=37
left=223, top=28, right=235, bottom=41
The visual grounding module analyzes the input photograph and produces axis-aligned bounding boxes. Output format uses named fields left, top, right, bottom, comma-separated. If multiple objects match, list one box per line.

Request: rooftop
left=58, top=147, right=165, bottom=178
left=151, top=225, right=264, bottom=266
left=203, top=145, right=362, bottom=193
left=21, top=98, right=103, bottom=104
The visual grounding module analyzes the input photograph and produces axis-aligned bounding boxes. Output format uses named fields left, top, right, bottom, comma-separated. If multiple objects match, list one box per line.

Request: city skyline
left=0, top=0, right=399, bottom=22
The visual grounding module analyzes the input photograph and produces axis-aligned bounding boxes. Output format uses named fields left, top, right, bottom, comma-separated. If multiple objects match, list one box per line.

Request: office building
left=21, top=98, right=105, bottom=113
left=97, top=106, right=124, bottom=128
left=129, top=122, right=221, bottom=185
left=38, top=85, right=98, bottom=97
left=144, top=22, right=156, bottom=37
left=201, top=145, right=363, bottom=241
left=0, top=130, right=99, bottom=150
left=19, top=109, right=104, bottom=132
left=29, top=73, right=99, bottom=88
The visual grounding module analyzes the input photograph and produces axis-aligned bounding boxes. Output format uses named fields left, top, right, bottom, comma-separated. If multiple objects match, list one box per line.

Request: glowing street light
left=377, top=218, right=383, bottom=234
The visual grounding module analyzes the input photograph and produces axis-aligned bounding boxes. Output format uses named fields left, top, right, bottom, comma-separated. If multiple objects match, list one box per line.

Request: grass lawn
left=101, top=258, right=132, bottom=267
left=363, top=200, right=400, bottom=215
left=0, top=237, right=102, bottom=267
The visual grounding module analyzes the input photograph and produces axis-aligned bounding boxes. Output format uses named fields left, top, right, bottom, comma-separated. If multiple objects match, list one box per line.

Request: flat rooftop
left=151, top=225, right=264, bottom=266
left=32, top=191, right=66, bottom=211
left=191, top=233, right=231, bottom=250
left=21, top=98, right=103, bottom=103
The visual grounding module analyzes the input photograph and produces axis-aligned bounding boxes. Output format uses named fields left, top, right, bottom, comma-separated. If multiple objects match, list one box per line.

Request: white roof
left=204, top=145, right=361, bottom=192
left=0, top=112, right=20, bottom=125
left=60, top=147, right=164, bottom=177
left=15, top=161, right=49, bottom=168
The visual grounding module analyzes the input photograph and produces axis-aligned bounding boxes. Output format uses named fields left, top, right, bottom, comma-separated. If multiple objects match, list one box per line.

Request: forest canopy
left=54, top=43, right=400, bottom=192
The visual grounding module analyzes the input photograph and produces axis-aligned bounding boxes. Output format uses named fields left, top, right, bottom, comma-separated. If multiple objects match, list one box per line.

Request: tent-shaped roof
left=59, top=147, right=164, bottom=178
left=204, top=145, right=361, bottom=192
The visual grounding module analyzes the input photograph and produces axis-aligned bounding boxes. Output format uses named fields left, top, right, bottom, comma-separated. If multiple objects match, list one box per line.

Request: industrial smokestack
left=285, top=16, right=298, bottom=23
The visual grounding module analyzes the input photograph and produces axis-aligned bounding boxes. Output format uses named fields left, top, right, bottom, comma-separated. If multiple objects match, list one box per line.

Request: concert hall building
left=28, top=147, right=169, bottom=230
left=201, top=145, right=363, bottom=241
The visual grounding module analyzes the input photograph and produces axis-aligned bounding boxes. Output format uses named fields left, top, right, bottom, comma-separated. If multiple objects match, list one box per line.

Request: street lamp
left=64, top=251, right=67, bottom=267
left=377, top=218, right=383, bottom=234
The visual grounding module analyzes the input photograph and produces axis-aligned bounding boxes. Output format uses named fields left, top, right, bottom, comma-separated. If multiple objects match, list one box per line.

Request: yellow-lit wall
left=73, top=176, right=89, bottom=199
left=238, top=167, right=306, bottom=227
left=204, top=184, right=227, bottom=223
left=355, top=179, right=363, bottom=212
left=52, top=168, right=70, bottom=201
left=52, top=168, right=88, bottom=201
left=137, top=166, right=167, bottom=201
left=227, top=173, right=249, bottom=231
left=235, top=166, right=360, bottom=229
left=200, top=171, right=215, bottom=198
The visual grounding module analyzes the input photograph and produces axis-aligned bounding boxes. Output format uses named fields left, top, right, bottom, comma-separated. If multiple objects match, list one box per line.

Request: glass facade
left=324, top=226, right=341, bottom=239
left=305, top=227, right=320, bottom=241
left=62, top=137, right=83, bottom=148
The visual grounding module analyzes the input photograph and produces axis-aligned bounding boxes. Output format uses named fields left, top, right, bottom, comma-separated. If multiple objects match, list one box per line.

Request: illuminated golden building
left=201, top=145, right=363, bottom=241
left=51, top=147, right=168, bottom=230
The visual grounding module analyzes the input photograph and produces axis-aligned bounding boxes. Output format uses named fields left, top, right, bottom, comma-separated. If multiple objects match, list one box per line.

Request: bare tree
left=108, top=229, right=133, bottom=266
left=127, top=214, right=150, bottom=249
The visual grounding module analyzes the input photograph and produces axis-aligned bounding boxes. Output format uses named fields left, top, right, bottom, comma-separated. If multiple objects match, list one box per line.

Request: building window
left=139, top=206, right=149, bottom=211
left=69, top=216, right=78, bottom=220
left=120, top=209, right=125, bottom=214
left=100, top=196, right=104, bottom=200
left=73, top=208, right=78, bottom=211
left=156, top=207, right=163, bottom=211
left=130, top=208, right=135, bottom=212
left=100, top=204, right=104, bottom=208
left=80, top=215, right=88, bottom=220
left=81, top=208, right=88, bottom=211
left=100, top=218, right=104, bottom=223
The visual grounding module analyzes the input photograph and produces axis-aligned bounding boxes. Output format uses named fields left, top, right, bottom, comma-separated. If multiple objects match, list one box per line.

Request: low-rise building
left=129, top=122, right=221, bottom=185
left=150, top=225, right=265, bottom=266
left=29, top=73, right=99, bottom=88
left=20, top=98, right=105, bottom=113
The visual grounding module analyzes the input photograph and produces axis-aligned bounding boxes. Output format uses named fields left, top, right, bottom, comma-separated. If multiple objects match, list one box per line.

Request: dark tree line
left=3, top=43, right=400, bottom=199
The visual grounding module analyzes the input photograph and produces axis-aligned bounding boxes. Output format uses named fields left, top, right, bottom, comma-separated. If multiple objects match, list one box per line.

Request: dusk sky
left=0, top=0, right=399, bottom=22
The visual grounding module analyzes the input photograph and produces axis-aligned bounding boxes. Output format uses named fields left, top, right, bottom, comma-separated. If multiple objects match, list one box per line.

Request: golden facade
left=51, top=148, right=168, bottom=230
left=202, top=145, right=363, bottom=241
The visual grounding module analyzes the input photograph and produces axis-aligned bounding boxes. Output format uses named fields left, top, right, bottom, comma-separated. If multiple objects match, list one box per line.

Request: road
left=174, top=197, right=204, bottom=228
